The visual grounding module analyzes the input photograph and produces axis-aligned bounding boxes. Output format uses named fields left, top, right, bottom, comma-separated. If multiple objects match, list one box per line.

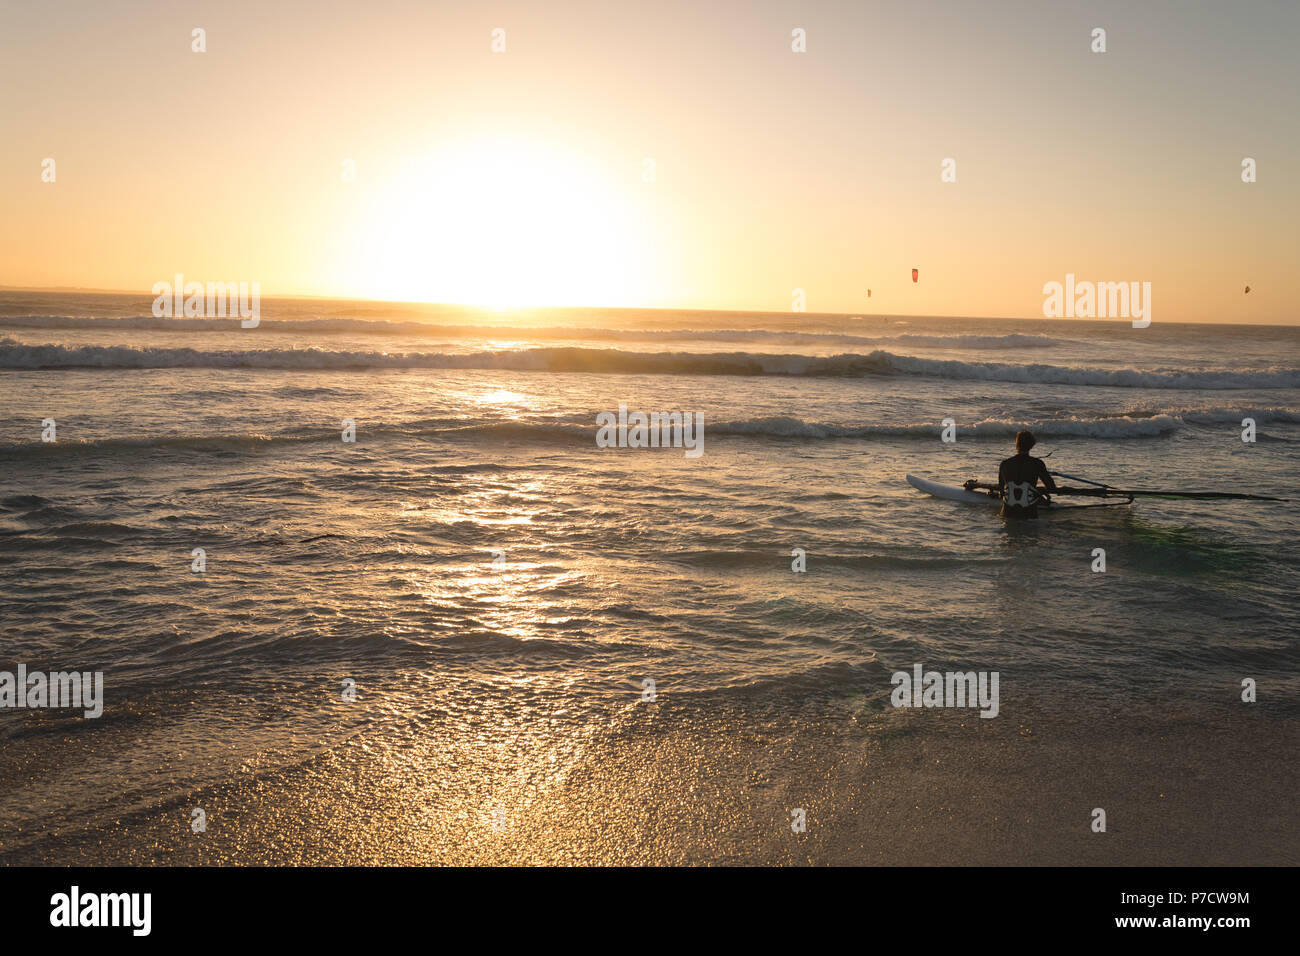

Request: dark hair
left=1015, top=430, right=1036, bottom=452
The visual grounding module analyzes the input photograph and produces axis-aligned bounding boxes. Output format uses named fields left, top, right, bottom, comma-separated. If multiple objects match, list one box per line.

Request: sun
left=351, top=134, right=660, bottom=309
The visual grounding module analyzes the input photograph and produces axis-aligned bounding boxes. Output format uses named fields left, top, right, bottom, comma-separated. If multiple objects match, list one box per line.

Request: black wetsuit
left=997, top=453, right=1057, bottom=519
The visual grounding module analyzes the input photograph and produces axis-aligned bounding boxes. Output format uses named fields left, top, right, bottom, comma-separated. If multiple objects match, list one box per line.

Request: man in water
left=995, top=429, right=1057, bottom=519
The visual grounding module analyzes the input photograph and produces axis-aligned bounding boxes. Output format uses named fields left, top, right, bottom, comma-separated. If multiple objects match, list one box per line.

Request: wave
left=709, top=414, right=1189, bottom=439
left=883, top=332, right=1065, bottom=349
left=2, top=340, right=1296, bottom=388
left=0, top=316, right=1068, bottom=349
left=1, top=414, right=1248, bottom=461
left=876, top=352, right=1300, bottom=389
left=1115, top=406, right=1300, bottom=425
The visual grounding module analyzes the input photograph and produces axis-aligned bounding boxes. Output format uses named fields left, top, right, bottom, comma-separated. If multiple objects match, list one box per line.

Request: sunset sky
left=2, top=0, right=1297, bottom=322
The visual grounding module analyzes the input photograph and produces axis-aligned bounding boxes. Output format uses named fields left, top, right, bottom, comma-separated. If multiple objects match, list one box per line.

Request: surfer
left=993, top=430, right=1056, bottom=519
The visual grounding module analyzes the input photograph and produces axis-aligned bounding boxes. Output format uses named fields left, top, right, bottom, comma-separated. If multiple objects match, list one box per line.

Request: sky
left=1, top=0, right=1297, bottom=322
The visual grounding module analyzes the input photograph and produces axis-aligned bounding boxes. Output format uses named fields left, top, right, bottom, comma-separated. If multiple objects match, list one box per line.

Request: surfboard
left=905, top=474, right=1130, bottom=510
left=906, top=474, right=1002, bottom=505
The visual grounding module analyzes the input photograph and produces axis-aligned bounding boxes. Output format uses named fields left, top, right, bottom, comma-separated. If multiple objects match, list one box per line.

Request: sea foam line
left=6, top=413, right=1279, bottom=459
left=1, top=340, right=1296, bottom=389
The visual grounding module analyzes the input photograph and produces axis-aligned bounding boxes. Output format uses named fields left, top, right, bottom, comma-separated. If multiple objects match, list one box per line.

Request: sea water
left=1, top=291, right=1297, bottom=858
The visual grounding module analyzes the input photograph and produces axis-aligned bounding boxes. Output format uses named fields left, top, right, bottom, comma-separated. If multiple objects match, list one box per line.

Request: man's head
left=1015, top=430, right=1037, bottom=453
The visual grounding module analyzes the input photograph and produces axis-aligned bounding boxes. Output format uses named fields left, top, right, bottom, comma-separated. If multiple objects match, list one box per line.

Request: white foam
left=2, top=339, right=1295, bottom=389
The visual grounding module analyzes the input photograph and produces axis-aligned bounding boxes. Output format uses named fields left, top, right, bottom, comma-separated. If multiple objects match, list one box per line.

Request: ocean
left=1, top=290, right=1297, bottom=864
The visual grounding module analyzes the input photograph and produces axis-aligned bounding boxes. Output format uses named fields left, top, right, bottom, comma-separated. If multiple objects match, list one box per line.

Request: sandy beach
left=3, top=689, right=1291, bottom=867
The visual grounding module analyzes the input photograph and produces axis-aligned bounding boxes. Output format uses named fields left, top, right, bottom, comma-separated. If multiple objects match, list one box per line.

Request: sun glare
left=353, top=136, right=658, bottom=309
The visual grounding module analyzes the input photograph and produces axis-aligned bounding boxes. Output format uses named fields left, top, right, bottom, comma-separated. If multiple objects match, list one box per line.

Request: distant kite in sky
left=867, top=289, right=872, bottom=297
left=1244, top=285, right=1251, bottom=294
left=912, top=268, right=919, bottom=283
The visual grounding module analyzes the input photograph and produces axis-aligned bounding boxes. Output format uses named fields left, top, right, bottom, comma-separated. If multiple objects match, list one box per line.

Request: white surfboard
left=906, top=474, right=1002, bottom=505
left=906, top=474, right=1121, bottom=510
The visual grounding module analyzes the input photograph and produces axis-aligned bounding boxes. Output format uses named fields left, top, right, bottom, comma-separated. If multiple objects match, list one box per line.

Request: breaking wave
left=3, top=339, right=1297, bottom=388
left=9, top=411, right=1286, bottom=461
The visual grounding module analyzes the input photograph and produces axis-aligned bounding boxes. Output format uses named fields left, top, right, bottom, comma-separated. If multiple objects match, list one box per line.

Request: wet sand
left=3, top=693, right=1293, bottom=866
